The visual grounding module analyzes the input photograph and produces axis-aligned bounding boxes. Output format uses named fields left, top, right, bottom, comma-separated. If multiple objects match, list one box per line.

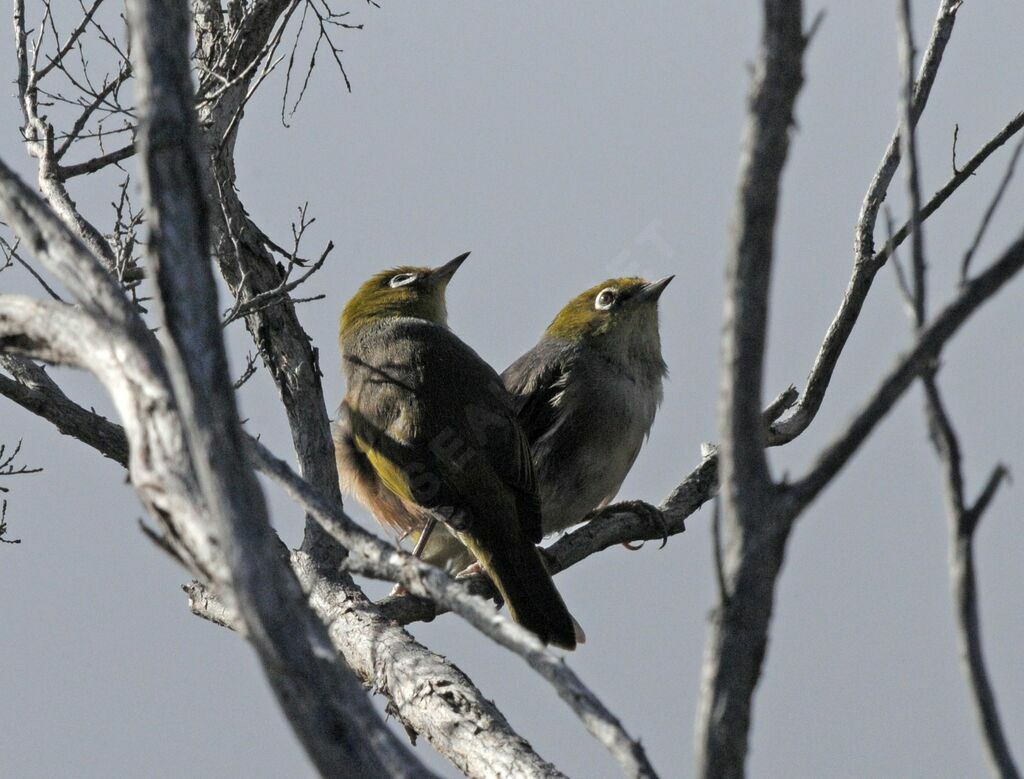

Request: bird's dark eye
left=595, top=288, right=617, bottom=310
left=389, top=272, right=417, bottom=288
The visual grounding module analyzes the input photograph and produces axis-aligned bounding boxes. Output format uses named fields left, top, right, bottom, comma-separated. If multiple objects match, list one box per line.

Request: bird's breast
left=535, top=365, right=662, bottom=534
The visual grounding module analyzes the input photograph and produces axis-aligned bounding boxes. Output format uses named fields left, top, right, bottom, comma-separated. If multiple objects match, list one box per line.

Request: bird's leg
left=389, top=518, right=439, bottom=596
left=410, top=516, right=437, bottom=558
left=589, top=499, right=674, bottom=550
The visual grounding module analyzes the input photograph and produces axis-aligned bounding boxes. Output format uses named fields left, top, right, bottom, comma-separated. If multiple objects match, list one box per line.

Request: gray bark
left=192, top=0, right=344, bottom=566
left=124, top=2, right=432, bottom=775
left=694, top=4, right=806, bottom=777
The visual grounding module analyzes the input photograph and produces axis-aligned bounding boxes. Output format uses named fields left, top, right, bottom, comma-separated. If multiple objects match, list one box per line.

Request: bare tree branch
left=0, top=417, right=41, bottom=545
left=126, top=1, right=430, bottom=774
left=0, top=295, right=101, bottom=367
left=249, top=438, right=660, bottom=779
left=0, top=234, right=65, bottom=301
left=950, top=486, right=1020, bottom=779
left=891, top=21, right=1021, bottom=771
left=961, top=136, right=1024, bottom=283
left=878, top=112, right=1024, bottom=277
left=694, top=3, right=807, bottom=776
left=0, top=354, right=128, bottom=466
left=768, top=0, right=968, bottom=445
left=766, top=106, right=1024, bottom=446
left=789, top=231, right=1024, bottom=511
left=10, top=0, right=140, bottom=286
left=857, top=0, right=961, bottom=264
left=3, top=4, right=1021, bottom=777
left=34, top=0, right=106, bottom=81
left=0, top=437, right=41, bottom=542
left=0, top=157, right=133, bottom=328
left=0, top=439, right=41, bottom=482
left=221, top=236, right=331, bottom=325
left=919, top=365, right=1020, bottom=779
left=59, top=141, right=135, bottom=179
left=190, top=561, right=571, bottom=779
left=0, top=498, right=20, bottom=543
left=897, top=0, right=927, bottom=327
left=193, top=0, right=346, bottom=567
left=54, top=64, right=133, bottom=161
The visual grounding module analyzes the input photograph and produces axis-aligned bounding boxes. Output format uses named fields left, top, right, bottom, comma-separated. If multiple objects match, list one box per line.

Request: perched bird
left=333, top=253, right=582, bottom=649
left=419, top=275, right=673, bottom=570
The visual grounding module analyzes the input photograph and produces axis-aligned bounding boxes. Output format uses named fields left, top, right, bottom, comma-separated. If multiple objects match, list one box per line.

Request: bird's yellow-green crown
left=546, top=277, right=666, bottom=341
left=340, top=256, right=468, bottom=336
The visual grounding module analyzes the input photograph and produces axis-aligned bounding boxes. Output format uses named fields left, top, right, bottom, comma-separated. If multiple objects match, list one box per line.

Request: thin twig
left=233, top=351, right=259, bottom=389
left=0, top=439, right=43, bottom=480
left=222, top=239, right=331, bottom=325
left=0, top=234, right=66, bottom=301
left=952, top=123, right=963, bottom=175
left=898, top=0, right=926, bottom=326
left=0, top=500, right=22, bottom=544
left=885, top=206, right=916, bottom=318
left=961, top=135, right=1024, bottom=283
left=790, top=230, right=1024, bottom=511
left=54, top=64, right=133, bottom=161
left=893, top=33, right=1021, bottom=765
left=769, top=0, right=968, bottom=446
left=769, top=109, right=1024, bottom=445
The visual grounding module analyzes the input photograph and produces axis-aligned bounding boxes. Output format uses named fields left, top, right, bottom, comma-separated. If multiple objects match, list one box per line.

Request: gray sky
left=2, top=2, right=1022, bottom=777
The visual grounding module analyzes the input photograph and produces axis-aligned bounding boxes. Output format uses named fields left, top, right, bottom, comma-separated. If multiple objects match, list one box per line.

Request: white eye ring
left=389, top=272, right=418, bottom=288
left=595, top=288, right=617, bottom=310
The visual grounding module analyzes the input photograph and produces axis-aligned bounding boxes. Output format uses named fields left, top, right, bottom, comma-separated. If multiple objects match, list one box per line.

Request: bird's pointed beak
left=430, top=251, right=471, bottom=285
left=635, top=274, right=674, bottom=303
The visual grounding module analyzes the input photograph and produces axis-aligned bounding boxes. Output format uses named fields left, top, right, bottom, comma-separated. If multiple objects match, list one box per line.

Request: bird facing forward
left=507, top=276, right=672, bottom=533
left=332, top=253, right=582, bottom=649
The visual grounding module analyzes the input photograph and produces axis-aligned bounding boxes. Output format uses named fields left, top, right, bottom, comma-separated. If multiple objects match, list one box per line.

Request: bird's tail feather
left=461, top=533, right=583, bottom=650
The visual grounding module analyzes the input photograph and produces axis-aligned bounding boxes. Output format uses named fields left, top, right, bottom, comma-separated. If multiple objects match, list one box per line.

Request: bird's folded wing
left=353, top=320, right=543, bottom=543
left=501, top=339, right=569, bottom=448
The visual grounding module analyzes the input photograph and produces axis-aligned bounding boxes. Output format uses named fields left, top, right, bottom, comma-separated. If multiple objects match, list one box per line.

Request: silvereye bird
left=332, top=253, right=582, bottom=649
left=417, top=276, right=672, bottom=571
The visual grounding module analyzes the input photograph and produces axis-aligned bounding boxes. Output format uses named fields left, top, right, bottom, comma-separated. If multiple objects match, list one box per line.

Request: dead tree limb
left=124, top=2, right=432, bottom=774
left=694, top=4, right=808, bottom=776
left=769, top=0, right=965, bottom=444
left=891, top=10, right=1021, bottom=773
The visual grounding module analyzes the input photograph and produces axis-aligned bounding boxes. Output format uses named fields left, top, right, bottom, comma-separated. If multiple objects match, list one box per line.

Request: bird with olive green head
left=333, top=252, right=583, bottom=649
left=418, top=275, right=673, bottom=571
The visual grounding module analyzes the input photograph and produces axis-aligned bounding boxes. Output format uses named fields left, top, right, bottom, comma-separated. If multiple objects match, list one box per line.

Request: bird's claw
left=597, top=499, right=672, bottom=550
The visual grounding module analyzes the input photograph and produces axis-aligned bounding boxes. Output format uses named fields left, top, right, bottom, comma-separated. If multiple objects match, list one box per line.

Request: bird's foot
left=455, top=562, right=504, bottom=609
left=455, top=561, right=484, bottom=578
left=594, top=499, right=672, bottom=550
left=389, top=582, right=408, bottom=597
